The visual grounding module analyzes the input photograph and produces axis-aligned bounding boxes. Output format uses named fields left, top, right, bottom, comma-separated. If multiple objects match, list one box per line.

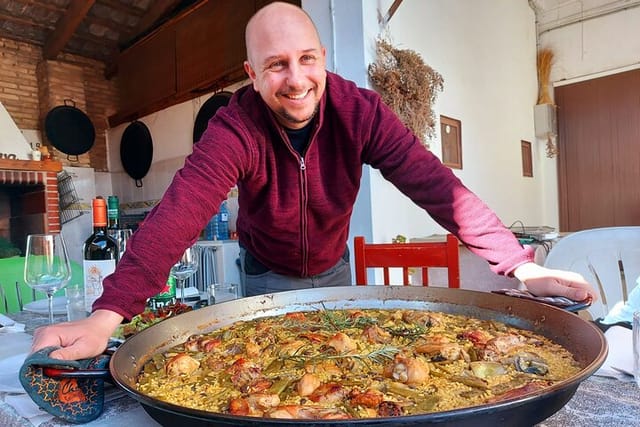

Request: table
left=1, top=312, right=639, bottom=427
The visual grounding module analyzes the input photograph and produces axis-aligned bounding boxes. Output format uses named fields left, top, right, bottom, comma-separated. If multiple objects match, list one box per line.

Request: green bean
left=267, top=377, right=292, bottom=395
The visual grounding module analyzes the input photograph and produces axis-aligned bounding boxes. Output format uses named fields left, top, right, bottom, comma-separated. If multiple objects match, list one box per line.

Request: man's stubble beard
left=278, top=102, right=320, bottom=127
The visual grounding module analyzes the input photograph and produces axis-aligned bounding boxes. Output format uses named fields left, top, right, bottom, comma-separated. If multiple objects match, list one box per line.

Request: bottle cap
left=92, top=197, right=107, bottom=227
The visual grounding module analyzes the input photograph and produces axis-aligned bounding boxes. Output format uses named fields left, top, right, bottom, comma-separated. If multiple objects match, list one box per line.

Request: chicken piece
left=268, top=405, right=351, bottom=419
left=227, top=357, right=262, bottom=388
left=228, top=398, right=250, bottom=416
left=245, top=340, right=262, bottom=358
left=401, top=310, right=442, bottom=327
left=416, top=341, right=469, bottom=362
left=297, top=373, right=321, bottom=397
left=385, top=354, right=430, bottom=385
left=308, top=382, right=348, bottom=403
left=247, top=393, right=281, bottom=410
left=377, top=401, right=403, bottom=417
left=327, top=332, right=357, bottom=354
left=304, top=360, right=343, bottom=377
left=460, top=329, right=494, bottom=346
left=349, top=388, right=384, bottom=408
left=361, top=324, right=392, bottom=344
left=165, top=353, right=199, bottom=377
left=278, top=339, right=307, bottom=357
left=481, top=334, right=525, bottom=361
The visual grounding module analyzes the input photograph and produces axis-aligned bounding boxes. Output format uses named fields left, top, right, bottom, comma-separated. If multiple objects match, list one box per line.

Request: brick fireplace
left=0, top=158, right=63, bottom=254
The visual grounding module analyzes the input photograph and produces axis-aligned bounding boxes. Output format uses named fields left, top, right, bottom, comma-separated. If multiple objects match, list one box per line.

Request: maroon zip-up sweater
left=96, top=72, right=534, bottom=319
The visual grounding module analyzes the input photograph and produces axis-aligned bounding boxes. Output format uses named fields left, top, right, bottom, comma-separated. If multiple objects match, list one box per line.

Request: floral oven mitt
left=19, top=346, right=111, bottom=424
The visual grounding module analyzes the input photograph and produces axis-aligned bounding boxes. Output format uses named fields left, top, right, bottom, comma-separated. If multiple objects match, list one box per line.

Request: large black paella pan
left=110, top=286, right=607, bottom=427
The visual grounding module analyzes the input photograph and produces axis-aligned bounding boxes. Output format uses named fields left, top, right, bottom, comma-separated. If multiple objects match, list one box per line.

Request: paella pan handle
left=135, top=179, right=143, bottom=188
left=42, top=367, right=112, bottom=380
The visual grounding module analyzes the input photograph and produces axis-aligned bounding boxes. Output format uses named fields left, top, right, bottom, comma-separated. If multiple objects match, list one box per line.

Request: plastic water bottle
left=205, top=216, right=217, bottom=240
left=217, top=201, right=230, bottom=240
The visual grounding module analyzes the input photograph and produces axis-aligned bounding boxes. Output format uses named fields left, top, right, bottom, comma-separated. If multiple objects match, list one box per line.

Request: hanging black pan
left=193, top=91, right=232, bottom=143
left=120, top=120, right=153, bottom=188
left=44, top=99, right=95, bottom=162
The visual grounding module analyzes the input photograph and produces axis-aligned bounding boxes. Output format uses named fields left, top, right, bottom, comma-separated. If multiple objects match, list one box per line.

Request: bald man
left=32, top=2, right=595, bottom=361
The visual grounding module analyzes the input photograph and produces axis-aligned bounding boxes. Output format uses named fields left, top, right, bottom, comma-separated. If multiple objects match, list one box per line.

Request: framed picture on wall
left=440, top=115, right=462, bottom=169
left=521, top=140, right=533, bottom=177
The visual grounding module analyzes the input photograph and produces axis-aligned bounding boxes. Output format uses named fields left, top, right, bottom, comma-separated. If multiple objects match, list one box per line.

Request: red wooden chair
left=354, top=234, right=460, bottom=287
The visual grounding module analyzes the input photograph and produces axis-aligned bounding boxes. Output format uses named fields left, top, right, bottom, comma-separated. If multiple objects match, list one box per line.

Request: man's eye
left=268, top=61, right=286, bottom=70
left=301, top=55, right=316, bottom=64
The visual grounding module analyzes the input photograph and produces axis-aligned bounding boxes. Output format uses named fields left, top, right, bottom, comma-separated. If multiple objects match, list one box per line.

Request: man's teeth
left=287, top=91, right=307, bottom=100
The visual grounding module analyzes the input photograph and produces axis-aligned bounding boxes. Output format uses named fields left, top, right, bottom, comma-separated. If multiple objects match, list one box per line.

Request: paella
left=135, top=308, right=581, bottom=420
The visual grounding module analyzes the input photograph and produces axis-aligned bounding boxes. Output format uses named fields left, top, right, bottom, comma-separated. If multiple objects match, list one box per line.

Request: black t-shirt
left=285, top=121, right=313, bottom=155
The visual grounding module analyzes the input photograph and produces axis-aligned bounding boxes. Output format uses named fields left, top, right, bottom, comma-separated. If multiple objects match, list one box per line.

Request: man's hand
left=513, top=262, right=598, bottom=302
left=31, top=309, right=124, bottom=360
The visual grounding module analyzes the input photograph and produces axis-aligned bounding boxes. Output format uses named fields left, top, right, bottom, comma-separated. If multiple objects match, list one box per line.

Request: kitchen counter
left=1, top=312, right=638, bottom=427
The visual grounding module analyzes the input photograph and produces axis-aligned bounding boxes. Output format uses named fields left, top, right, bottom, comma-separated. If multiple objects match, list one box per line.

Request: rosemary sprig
left=384, top=325, right=427, bottom=338
left=318, top=310, right=378, bottom=331
left=281, top=345, right=400, bottom=367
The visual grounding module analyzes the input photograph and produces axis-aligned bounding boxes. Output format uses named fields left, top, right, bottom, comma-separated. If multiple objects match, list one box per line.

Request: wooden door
left=555, top=68, right=640, bottom=231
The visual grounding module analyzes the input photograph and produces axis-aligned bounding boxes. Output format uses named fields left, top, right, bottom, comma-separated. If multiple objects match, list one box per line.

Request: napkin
left=0, top=313, right=25, bottom=334
left=594, top=325, right=635, bottom=380
left=601, top=278, right=640, bottom=325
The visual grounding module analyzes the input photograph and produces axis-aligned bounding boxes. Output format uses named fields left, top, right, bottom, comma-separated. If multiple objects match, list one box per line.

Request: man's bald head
left=245, top=2, right=321, bottom=67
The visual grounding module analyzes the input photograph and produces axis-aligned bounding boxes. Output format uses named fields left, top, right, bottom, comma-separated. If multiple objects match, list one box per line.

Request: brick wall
left=0, top=37, right=119, bottom=172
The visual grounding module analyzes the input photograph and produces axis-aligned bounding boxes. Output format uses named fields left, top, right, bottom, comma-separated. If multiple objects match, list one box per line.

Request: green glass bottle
left=148, top=275, right=176, bottom=311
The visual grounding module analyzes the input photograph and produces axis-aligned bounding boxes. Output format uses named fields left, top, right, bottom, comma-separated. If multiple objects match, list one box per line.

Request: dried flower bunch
left=537, top=48, right=554, bottom=105
left=368, top=39, right=444, bottom=146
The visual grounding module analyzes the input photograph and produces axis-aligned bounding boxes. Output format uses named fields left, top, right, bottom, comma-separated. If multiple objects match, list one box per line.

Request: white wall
left=533, top=1, right=640, bottom=228
left=365, top=0, right=547, bottom=242
left=536, top=1, right=640, bottom=84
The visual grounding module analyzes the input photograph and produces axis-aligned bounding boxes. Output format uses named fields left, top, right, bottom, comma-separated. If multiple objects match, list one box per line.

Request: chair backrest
left=543, top=226, right=640, bottom=319
left=353, top=234, right=460, bottom=287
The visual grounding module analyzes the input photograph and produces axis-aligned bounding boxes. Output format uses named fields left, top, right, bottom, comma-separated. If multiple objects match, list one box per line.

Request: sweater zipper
left=298, top=155, right=309, bottom=276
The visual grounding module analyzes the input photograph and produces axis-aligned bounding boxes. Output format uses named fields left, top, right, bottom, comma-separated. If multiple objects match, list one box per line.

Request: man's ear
left=244, top=61, right=256, bottom=81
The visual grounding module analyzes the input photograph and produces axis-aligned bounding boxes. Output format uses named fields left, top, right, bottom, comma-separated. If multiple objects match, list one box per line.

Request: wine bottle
left=83, top=196, right=118, bottom=313
left=107, top=195, right=120, bottom=230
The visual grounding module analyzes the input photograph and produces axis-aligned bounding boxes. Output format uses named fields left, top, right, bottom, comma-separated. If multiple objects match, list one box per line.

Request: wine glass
left=171, top=245, right=199, bottom=303
left=24, top=233, right=71, bottom=324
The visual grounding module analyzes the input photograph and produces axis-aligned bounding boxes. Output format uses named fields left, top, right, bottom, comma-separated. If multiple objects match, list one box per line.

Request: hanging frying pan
left=120, top=120, right=153, bottom=188
left=44, top=99, right=95, bottom=162
left=193, top=91, right=232, bottom=143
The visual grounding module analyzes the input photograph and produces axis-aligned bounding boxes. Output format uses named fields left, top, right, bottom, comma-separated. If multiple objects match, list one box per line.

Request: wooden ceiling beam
left=99, top=0, right=146, bottom=17
left=0, top=11, right=51, bottom=31
left=120, top=0, right=183, bottom=44
left=43, top=0, right=96, bottom=60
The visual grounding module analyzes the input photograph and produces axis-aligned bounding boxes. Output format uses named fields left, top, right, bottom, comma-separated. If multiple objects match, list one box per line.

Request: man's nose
left=286, top=63, right=304, bottom=86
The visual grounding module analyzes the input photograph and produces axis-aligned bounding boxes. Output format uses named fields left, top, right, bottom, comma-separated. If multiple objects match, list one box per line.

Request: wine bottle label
left=83, top=259, right=116, bottom=313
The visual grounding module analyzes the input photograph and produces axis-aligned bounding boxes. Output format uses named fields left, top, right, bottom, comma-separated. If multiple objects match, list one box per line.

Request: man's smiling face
left=244, top=3, right=326, bottom=130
